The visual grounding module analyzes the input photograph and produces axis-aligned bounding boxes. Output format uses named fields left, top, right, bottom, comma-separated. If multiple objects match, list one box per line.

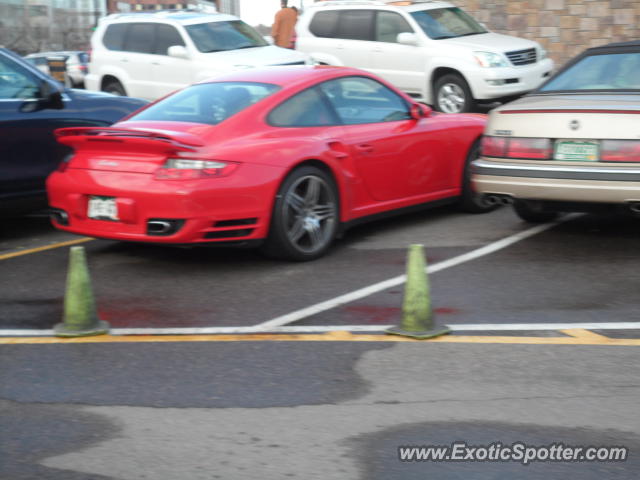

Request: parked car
left=295, top=0, right=553, bottom=113
left=472, top=40, right=640, bottom=222
left=24, top=51, right=89, bottom=87
left=47, top=66, right=495, bottom=261
left=0, top=47, right=147, bottom=216
left=85, top=10, right=311, bottom=101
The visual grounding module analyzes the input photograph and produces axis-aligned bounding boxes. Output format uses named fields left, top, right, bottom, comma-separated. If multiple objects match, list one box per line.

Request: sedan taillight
left=600, top=140, right=640, bottom=162
left=481, top=136, right=552, bottom=160
left=154, top=159, right=239, bottom=180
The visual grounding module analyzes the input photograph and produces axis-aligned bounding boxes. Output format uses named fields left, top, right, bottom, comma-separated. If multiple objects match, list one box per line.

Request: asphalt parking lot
left=2, top=207, right=640, bottom=479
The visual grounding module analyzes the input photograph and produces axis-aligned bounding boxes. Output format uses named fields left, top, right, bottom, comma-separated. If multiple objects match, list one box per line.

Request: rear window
left=103, top=23, right=129, bottom=50
left=129, top=82, right=280, bottom=125
left=539, top=52, right=640, bottom=92
left=309, top=9, right=374, bottom=41
left=309, top=11, right=338, bottom=38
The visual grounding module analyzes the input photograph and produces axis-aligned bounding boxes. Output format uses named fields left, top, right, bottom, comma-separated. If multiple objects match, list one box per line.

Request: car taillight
left=154, top=159, right=239, bottom=180
left=600, top=140, right=640, bottom=162
left=481, top=136, right=507, bottom=157
left=481, top=136, right=551, bottom=160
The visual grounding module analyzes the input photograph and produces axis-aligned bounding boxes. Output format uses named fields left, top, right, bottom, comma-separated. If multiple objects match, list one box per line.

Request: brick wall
left=454, top=0, right=640, bottom=68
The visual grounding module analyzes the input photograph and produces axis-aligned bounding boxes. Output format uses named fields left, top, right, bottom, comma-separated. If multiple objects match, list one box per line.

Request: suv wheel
left=434, top=73, right=474, bottom=113
left=103, top=80, right=126, bottom=96
left=513, top=200, right=559, bottom=223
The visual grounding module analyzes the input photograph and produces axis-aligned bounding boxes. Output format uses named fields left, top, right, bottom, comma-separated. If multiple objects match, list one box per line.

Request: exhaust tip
left=50, top=209, right=69, bottom=226
left=146, top=219, right=185, bottom=236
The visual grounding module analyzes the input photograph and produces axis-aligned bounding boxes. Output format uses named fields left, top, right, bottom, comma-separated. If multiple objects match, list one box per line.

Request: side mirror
left=410, top=103, right=432, bottom=119
left=168, top=45, right=190, bottom=59
left=397, top=32, right=419, bottom=46
left=40, top=80, right=64, bottom=109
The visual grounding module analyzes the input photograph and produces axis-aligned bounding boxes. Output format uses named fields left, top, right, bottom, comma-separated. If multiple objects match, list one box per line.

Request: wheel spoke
left=310, top=204, right=335, bottom=221
left=286, top=192, right=305, bottom=213
left=288, top=218, right=306, bottom=243
left=303, top=177, right=321, bottom=206
left=306, top=222, right=324, bottom=248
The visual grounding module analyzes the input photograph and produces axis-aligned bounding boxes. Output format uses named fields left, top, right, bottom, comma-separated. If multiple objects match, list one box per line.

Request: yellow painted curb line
left=1, top=329, right=639, bottom=345
left=0, top=237, right=94, bottom=261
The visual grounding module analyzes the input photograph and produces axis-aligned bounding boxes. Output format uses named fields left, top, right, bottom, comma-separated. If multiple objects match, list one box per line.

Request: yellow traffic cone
left=54, top=246, right=109, bottom=338
left=386, top=244, right=450, bottom=339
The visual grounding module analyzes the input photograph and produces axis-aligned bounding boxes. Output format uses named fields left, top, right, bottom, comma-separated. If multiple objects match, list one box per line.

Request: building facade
left=456, top=0, right=640, bottom=68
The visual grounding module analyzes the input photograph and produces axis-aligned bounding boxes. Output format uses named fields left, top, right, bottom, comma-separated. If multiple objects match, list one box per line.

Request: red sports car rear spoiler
left=55, top=126, right=205, bottom=153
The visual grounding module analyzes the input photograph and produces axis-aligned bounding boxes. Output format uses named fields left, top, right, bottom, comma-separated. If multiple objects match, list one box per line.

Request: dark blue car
left=0, top=47, right=148, bottom=215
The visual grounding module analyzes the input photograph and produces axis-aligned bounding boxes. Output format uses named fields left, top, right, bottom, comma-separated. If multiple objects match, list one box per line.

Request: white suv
left=86, top=11, right=311, bottom=101
left=295, top=0, right=554, bottom=113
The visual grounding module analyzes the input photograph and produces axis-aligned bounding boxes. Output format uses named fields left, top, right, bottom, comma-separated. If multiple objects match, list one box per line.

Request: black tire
left=459, top=140, right=499, bottom=213
left=103, top=80, right=126, bottom=96
left=433, top=73, right=474, bottom=113
left=513, top=200, right=559, bottom=223
left=261, top=166, right=339, bottom=261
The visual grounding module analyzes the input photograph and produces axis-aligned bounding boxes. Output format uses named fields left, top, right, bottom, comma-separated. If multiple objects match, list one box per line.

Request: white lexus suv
left=86, top=10, right=311, bottom=101
left=295, top=0, right=554, bottom=113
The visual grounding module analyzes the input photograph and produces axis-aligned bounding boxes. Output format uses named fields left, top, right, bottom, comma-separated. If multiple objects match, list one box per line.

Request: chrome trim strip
left=473, top=159, right=640, bottom=182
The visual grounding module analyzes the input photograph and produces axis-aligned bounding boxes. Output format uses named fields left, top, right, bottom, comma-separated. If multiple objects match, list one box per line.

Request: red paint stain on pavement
left=434, top=307, right=461, bottom=315
left=342, top=305, right=401, bottom=324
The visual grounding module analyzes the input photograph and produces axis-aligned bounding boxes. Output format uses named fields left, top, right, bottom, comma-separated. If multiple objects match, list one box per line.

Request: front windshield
left=185, top=20, right=269, bottom=53
left=539, top=52, right=640, bottom=92
left=129, top=82, right=280, bottom=125
left=411, top=7, right=487, bottom=40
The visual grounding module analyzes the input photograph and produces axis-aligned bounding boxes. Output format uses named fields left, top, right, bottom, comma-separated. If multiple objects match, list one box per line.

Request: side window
left=155, top=24, right=186, bottom=55
left=123, top=23, right=155, bottom=54
left=0, top=55, right=40, bottom=100
left=335, top=10, right=374, bottom=41
left=309, top=11, right=339, bottom=38
left=103, top=23, right=129, bottom=51
left=375, top=11, right=414, bottom=43
left=268, top=87, right=337, bottom=127
left=320, top=76, right=411, bottom=125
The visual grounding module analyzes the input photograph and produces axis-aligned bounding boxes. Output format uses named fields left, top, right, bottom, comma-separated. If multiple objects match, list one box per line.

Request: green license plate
left=554, top=140, right=599, bottom=161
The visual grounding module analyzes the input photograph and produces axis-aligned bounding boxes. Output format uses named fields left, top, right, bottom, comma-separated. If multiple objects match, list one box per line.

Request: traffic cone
left=54, top=246, right=109, bottom=337
left=386, top=244, right=450, bottom=339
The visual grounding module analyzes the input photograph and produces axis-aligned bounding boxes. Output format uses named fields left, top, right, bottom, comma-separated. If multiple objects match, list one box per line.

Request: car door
left=119, top=22, right=157, bottom=99
left=150, top=23, right=192, bottom=99
left=0, top=52, right=76, bottom=208
left=320, top=76, right=445, bottom=202
left=370, top=11, right=427, bottom=95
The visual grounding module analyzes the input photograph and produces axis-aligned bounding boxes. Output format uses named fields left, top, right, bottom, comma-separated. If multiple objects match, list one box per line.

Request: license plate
left=88, top=196, right=118, bottom=221
left=554, top=140, right=599, bottom=161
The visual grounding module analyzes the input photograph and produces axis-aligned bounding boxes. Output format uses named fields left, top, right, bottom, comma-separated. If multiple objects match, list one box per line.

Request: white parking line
left=2, top=322, right=640, bottom=337
left=253, top=219, right=569, bottom=330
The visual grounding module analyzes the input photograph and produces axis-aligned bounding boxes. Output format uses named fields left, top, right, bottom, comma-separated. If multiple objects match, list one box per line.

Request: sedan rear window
left=129, top=82, right=280, bottom=125
left=539, top=52, right=640, bottom=92
left=185, top=21, right=268, bottom=53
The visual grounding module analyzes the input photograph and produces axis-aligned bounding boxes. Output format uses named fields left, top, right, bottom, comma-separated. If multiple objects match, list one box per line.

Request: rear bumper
left=46, top=166, right=283, bottom=244
left=472, top=158, right=640, bottom=203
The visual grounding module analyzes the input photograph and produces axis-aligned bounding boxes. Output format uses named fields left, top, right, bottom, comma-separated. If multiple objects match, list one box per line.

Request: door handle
left=327, top=140, right=349, bottom=159
left=355, top=144, right=374, bottom=153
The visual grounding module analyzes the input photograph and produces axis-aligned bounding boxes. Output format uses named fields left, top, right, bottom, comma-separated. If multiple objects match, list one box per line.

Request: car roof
left=586, top=40, right=640, bottom=52
left=101, top=10, right=239, bottom=26
left=196, top=65, right=376, bottom=88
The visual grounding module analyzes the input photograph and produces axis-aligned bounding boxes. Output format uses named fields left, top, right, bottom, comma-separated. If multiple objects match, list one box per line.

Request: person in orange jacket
left=271, top=1, right=298, bottom=49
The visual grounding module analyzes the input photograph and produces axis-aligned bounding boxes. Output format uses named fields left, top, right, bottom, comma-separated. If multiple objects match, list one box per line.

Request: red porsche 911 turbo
left=47, top=66, right=493, bottom=261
